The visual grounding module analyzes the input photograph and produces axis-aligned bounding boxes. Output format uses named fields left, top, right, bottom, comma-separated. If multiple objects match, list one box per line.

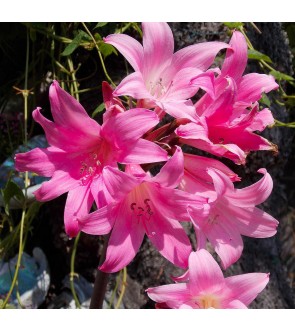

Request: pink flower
left=15, top=80, right=168, bottom=237
left=104, top=22, right=229, bottom=116
left=175, top=78, right=278, bottom=164
left=147, top=249, right=270, bottom=308
left=186, top=168, right=279, bottom=268
left=174, top=31, right=279, bottom=164
left=78, top=147, right=207, bottom=272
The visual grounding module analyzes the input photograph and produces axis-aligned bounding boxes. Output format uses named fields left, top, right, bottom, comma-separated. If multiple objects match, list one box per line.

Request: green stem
left=115, top=267, right=127, bottom=309
left=70, top=232, right=81, bottom=309
left=1, top=209, right=26, bottom=308
left=81, top=22, right=115, bottom=87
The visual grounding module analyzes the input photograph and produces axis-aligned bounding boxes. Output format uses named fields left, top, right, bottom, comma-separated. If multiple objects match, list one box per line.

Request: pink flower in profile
left=104, top=22, right=229, bottom=116
left=175, top=77, right=278, bottom=164
left=78, top=147, right=207, bottom=273
left=147, top=249, right=270, bottom=309
left=15, top=80, right=168, bottom=237
left=186, top=167, right=279, bottom=269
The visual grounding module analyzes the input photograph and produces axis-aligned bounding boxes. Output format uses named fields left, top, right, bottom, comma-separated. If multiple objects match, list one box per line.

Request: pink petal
left=78, top=203, right=115, bottom=235
left=15, top=147, right=60, bottom=177
left=154, top=187, right=207, bottom=222
left=102, top=108, right=160, bottom=145
left=113, top=72, right=154, bottom=100
left=164, top=68, right=214, bottom=100
left=171, top=270, right=190, bottom=283
left=204, top=78, right=236, bottom=124
left=103, top=33, right=144, bottom=72
left=176, top=121, right=210, bottom=141
left=225, top=273, right=269, bottom=306
left=151, top=146, right=183, bottom=189
left=146, top=283, right=191, bottom=305
left=188, top=250, right=225, bottom=294
left=99, top=206, right=145, bottom=273
left=221, top=31, right=248, bottom=80
left=142, top=22, right=174, bottom=80
left=33, top=170, right=79, bottom=201
left=237, top=73, right=279, bottom=103
left=49, top=81, right=101, bottom=138
left=64, top=184, right=93, bottom=237
left=227, top=169, right=273, bottom=207
left=157, top=100, right=196, bottom=121
left=102, top=166, right=141, bottom=202
left=204, top=215, right=244, bottom=269
left=32, top=108, right=101, bottom=152
left=183, top=153, right=240, bottom=183
left=147, top=213, right=192, bottom=269
left=247, top=108, right=275, bottom=132
left=172, top=41, right=230, bottom=72
left=118, top=138, right=168, bottom=164
left=224, top=299, right=248, bottom=308
left=228, top=205, right=278, bottom=238
left=207, top=167, right=234, bottom=198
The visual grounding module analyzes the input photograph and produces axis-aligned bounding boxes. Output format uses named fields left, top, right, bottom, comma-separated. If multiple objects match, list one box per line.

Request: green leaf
left=94, top=22, right=108, bottom=29
left=248, top=49, right=272, bottom=63
left=61, top=30, right=92, bottom=56
left=260, top=93, right=271, bottom=107
left=99, top=42, right=117, bottom=58
left=223, top=22, right=244, bottom=29
left=269, top=70, right=294, bottom=81
left=1, top=180, right=25, bottom=215
left=92, top=103, right=105, bottom=118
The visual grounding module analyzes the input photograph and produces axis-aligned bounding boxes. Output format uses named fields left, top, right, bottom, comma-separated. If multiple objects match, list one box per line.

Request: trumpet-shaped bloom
left=186, top=168, right=279, bottom=268
left=175, top=78, right=277, bottom=164
left=78, top=147, right=207, bottom=272
left=147, top=249, right=269, bottom=309
left=104, top=22, right=229, bottom=116
left=15, top=81, right=168, bottom=237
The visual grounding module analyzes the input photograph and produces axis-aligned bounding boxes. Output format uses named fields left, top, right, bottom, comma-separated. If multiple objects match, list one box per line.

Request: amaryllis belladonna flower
left=147, top=249, right=269, bottom=309
left=15, top=81, right=168, bottom=237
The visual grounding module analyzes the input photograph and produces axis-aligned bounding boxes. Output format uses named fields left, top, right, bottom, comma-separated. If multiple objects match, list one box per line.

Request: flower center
left=148, top=78, right=173, bottom=99
left=79, top=151, right=102, bottom=185
left=130, top=198, right=155, bottom=236
left=196, top=294, right=220, bottom=309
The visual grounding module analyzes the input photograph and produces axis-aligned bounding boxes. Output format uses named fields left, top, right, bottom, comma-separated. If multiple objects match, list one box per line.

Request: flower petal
left=221, top=31, right=248, bottom=81
left=204, top=215, right=244, bottom=269
left=151, top=146, right=183, bottom=189
left=64, top=184, right=93, bottom=237
left=100, top=205, right=145, bottom=273
left=224, top=299, right=248, bottom=309
left=164, top=68, right=214, bottom=100
left=113, top=72, right=154, bottom=100
left=118, top=138, right=168, bottom=164
left=33, top=170, right=79, bottom=201
left=142, top=22, right=174, bottom=80
left=49, top=81, right=101, bottom=138
left=247, top=108, right=275, bottom=132
left=78, top=203, right=115, bottom=235
left=14, top=147, right=61, bottom=177
left=237, top=73, right=279, bottom=104
left=227, top=169, right=273, bottom=207
left=183, top=153, right=240, bottom=183
left=147, top=213, right=192, bottom=269
left=103, top=33, right=144, bottom=72
left=146, top=283, right=191, bottom=305
left=102, top=108, right=160, bottom=145
left=157, top=100, right=196, bottom=121
left=172, top=41, right=230, bottom=71
left=32, top=107, right=101, bottom=152
left=225, top=273, right=269, bottom=306
left=102, top=166, right=141, bottom=202
left=228, top=206, right=278, bottom=238
left=188, top=250, right=225, bottom=294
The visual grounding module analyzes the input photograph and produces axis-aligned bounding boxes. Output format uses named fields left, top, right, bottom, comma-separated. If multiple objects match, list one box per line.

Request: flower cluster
left=15, top=23, right=279, bottom=309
